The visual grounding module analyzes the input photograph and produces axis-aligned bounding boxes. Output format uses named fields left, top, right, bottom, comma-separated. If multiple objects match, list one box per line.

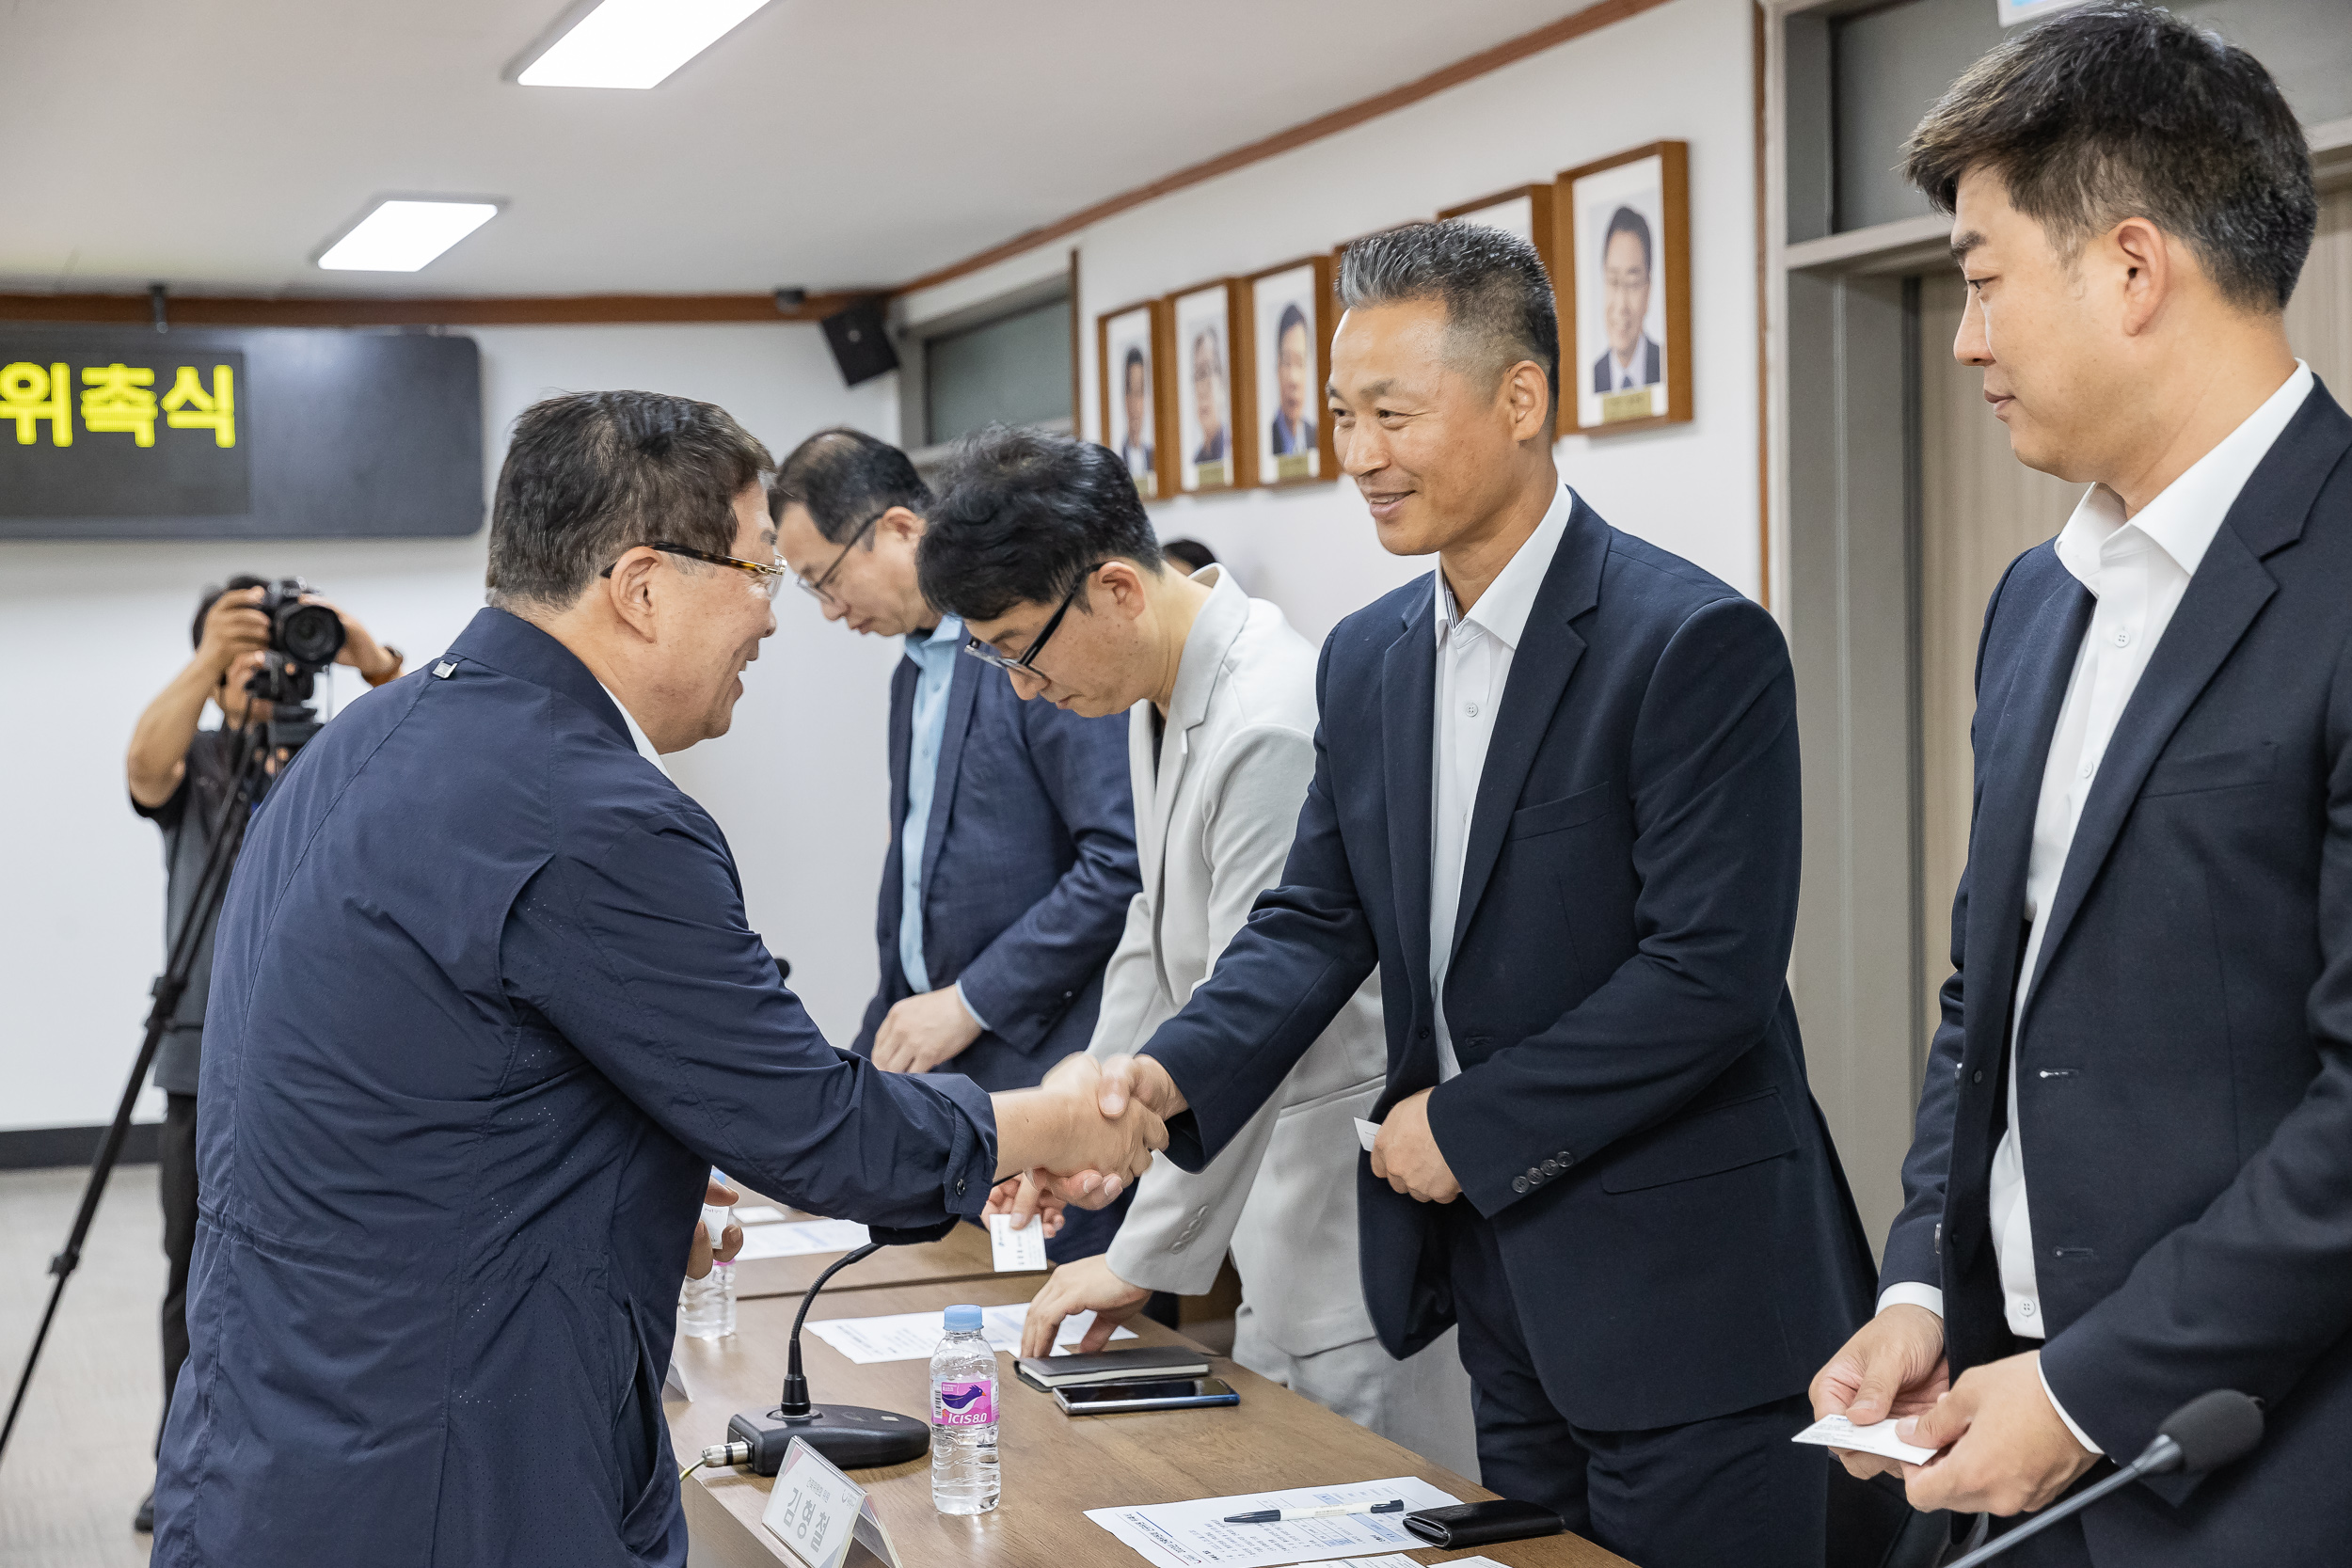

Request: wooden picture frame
left=1556, top=140, right=1692, bottom=436
left=1164, top=278, right=1250, bottom=494
left=1239, top=254, right=1337, bottom=487
left=1096, top=297, right=1174, bottom=501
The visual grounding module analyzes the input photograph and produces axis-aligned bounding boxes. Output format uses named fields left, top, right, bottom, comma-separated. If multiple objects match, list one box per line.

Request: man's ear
left=2110, top=216, right=2175, bottom=339
left=1504, top=358, right=1551, bottom=444
left=880, top=505, right=925, bottom=547
left=1098, top=559, right=1151, bottom=618
left=603, top=546, right=663, bottom=640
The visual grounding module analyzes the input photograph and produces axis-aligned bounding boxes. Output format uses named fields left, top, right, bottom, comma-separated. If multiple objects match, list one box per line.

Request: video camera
left=246, top=578, right=345, bottom=753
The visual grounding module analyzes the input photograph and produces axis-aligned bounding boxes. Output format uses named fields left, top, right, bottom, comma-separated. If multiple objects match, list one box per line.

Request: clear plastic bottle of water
left=678, top=1200, right=736, bottom=1338
left=929, top=1304, right=999, bottom=1514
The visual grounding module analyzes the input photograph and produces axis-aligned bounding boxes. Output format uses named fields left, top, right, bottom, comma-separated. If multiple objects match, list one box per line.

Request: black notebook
left=1014, top=1345, right=1210, bottom=1391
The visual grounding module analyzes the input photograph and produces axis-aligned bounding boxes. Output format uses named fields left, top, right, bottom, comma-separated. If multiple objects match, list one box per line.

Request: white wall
left=0, top=323, right=895, bottom=1132
left=911, top=0, right=1763, bottom=642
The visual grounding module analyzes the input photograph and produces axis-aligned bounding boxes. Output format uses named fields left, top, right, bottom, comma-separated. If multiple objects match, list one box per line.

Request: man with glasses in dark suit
left=771, top=427, right=1143, bottom=1264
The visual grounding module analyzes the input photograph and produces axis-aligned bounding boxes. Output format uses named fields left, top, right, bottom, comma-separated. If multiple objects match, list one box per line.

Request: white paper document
left=805, top=1303, right=1136, bottom=1365
left=1791, top=1413, right=1940, bottom=1465
left=1353, top=1118, right=1379, bottom=1152
left=988, top=1212, right=1050, bottom=1272
left=734, top=1204, right=788, bottom=1225
left=1086, top=1476, right=1458, bottom=1568
left=730, top=1217, right=872, bottom=1260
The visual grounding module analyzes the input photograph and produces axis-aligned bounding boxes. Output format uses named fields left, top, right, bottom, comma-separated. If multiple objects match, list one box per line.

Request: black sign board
left=0, top=327, right=482, bottom=539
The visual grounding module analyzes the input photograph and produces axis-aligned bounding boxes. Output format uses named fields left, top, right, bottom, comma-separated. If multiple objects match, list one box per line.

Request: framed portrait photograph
left=1242, top=255, right=1335, bottom=486
left=1557, top=140, right=1692, bottom=436
left=1097, top=298, right=1171, bottom=500
left=1167, top=279, right=1247, bottom=493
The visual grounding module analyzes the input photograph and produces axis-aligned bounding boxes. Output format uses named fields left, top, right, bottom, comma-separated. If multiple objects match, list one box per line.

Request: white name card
left=761, top=1438, right=903, bottom=1568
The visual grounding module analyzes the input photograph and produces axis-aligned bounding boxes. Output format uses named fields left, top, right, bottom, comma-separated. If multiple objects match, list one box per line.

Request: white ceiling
left=1, top=0, right=1567, bottom=298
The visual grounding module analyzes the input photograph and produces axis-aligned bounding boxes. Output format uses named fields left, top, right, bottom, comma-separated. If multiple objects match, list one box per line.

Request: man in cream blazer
left=920, top=428, right=1474, bottom=1467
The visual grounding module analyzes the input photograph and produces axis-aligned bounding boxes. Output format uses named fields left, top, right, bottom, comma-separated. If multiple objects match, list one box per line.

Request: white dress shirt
left=1429, top=483, right=1576, bottom=1081
left=596, top=680, right=670, bottom=778
left=1881, top=360, right=2313, bottom=1449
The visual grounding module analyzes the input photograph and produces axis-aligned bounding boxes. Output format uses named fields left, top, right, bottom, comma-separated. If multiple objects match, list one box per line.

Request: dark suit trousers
left=157, top=1091, right=199, bottom=1451
left=1446, top=1206, right=1826, bottom=1568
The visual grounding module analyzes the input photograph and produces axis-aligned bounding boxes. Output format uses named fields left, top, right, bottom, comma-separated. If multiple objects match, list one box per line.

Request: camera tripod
left=0, top=682, right=312, bottom=1469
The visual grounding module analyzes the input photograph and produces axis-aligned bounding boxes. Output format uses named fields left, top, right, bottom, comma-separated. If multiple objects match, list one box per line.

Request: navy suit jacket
left=1886, top=384, right=2352, bottom=1563
left=1145, top=495, right=1876, bottom=1431
left=854, top=645, right=1138, bottom=1092
left=155, top=610, right=996, bottom=1568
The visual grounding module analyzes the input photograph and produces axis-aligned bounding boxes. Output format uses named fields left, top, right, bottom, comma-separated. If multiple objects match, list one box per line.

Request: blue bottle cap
left=945, top=1304, right=982, bottom=1333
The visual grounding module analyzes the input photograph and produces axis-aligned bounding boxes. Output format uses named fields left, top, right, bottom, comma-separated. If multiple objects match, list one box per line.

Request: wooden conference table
left=667, top=1265, right=1633, bottom=1568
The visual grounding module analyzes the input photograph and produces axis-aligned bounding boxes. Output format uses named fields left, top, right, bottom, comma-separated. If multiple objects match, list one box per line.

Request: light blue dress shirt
left=898, top=617, right=984, bottom=1028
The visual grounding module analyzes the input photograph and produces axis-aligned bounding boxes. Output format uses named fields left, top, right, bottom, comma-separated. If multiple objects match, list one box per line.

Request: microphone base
left=725, top=1403, right=930, bottom=1475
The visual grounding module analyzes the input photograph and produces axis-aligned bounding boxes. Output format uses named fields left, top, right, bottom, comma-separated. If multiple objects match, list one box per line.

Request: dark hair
left=1276, top=303, right=1310, bottom=344
left=1338, top=219, right=1560, bottom=421
left=486, top=391, right=771, bottom=610
left=1162, top=538, right=1217, bottom=574
left=1122, top=345, right=1147, bottom=384
left=192, top=573, right=269, bottom=649
left=769, top=426, right=932, bottom=544
left=918, top=426, right=1162, bottom=623
left=1904, top=2, right=2314, bottom=311
left=1601, top=207, right=1652, bottom=273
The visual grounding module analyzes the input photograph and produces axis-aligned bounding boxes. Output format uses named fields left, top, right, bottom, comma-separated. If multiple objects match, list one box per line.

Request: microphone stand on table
left=699, top=1241, right=931, bottom=1474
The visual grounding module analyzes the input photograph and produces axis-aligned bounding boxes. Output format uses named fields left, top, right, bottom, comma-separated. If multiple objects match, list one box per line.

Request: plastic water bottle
left=929, top=1304, right=999, bottom=1514
left=679, top=1200, right=737, bottom=1338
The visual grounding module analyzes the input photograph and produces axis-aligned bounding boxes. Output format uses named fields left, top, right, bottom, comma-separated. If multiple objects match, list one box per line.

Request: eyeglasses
left=601, top=542, right=787, bottom=599
left=961, top=563, right=1101, bottom=678
left=793, top=507, right=886, bottom=608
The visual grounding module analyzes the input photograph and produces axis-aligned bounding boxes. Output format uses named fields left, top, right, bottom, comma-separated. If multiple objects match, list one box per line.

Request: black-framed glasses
left=793, top=507, right=886, bottom=608
left=601, top=542, right=787, bottom=599
left=961, top=562, right=1102, bottom=677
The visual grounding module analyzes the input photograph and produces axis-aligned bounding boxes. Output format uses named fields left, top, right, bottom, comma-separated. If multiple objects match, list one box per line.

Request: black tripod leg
left=0, top=723, right=271, bottom=1468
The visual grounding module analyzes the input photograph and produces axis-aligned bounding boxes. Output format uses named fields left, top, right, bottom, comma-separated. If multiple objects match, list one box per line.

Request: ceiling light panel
left=316, top=200, right=501, bottom=272
left=517, top=0, right=773, bottom=90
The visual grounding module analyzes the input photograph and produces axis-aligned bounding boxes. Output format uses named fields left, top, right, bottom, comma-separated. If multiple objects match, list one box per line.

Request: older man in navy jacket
left=151, top=390, right=1161, bottom=1568
left=1090, top=225, right=1874, bottom=1568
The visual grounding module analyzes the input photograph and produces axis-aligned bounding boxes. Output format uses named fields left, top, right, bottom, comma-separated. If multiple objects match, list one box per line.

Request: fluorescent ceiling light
left=316, top=199, right=500, bottom=272
left=517, top=0, right=772, bottom=89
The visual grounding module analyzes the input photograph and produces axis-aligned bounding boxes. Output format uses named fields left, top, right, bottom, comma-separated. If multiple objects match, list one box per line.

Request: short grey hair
left=1338, top=220, right=1559, bottom=421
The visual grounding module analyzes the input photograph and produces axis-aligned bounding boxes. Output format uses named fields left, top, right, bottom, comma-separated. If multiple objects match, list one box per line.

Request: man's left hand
left=873, top=987, right=983, bottom=1073
left=1370, top=1088, right=1460, bottom=1203
left=686, top=1178, right=743, bottom=1280
left=1899, top=1351, right=2100, bottom=1515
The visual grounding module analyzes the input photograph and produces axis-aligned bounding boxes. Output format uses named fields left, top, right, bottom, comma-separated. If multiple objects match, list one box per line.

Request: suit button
left=1418, top=1026, right=1432, bottom=1040
left=1526, top=1166, right=1543, bottom=1183
left=1540, top=1160, right=1559, bottom=1177
left=1556, top=1150, right=1572, bottom=1164
left=955, top=1178, right=966, bottom=1195
left=1512, top=1176, right=1530, bottom=1194
left=1972, top=1069, right=1986, bottom=1085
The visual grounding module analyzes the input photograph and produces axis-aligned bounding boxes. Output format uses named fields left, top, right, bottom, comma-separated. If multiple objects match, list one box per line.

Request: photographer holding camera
left=120, top=575, right=400, bottom=1532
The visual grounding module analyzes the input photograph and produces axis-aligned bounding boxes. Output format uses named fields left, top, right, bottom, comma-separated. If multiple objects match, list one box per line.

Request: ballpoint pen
left=1222, top=1498, right=1406, bottom=1524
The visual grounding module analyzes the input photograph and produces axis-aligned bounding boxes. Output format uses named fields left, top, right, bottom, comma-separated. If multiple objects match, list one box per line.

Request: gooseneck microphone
left=699, top=1240, right=931, bottom=1475
left=1944, top=1389, right=2264, bottom=1567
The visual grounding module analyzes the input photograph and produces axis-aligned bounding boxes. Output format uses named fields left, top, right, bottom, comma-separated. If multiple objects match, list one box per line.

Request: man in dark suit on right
left=1078, top=219, right=1875, bottom=1568
left=1809, top=9, right=2345, bottom=1565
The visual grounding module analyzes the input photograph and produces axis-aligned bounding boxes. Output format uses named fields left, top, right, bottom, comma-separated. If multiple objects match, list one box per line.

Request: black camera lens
left=274, top=599, right=345, bottom=667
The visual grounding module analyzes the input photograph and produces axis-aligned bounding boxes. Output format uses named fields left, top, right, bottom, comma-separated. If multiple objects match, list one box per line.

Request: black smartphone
left=1052, top=1376, right=1240, bottom=1415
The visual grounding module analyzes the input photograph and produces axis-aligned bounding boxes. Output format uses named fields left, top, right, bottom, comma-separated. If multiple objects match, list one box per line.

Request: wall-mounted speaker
left=821, top=298, right=898, bottom=387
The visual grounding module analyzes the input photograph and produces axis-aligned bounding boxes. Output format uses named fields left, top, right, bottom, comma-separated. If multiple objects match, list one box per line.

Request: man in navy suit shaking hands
left=1079, top=221, right=1876, bottom=1568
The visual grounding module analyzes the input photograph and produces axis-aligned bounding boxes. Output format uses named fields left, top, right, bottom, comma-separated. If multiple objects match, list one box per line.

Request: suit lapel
left=1382, top=585, right=1438, bottom=1016
left=2021, top=529, right=2277, bottom=1018
left=917, top=651, right=981, bottom=896
left=1448, top=501, right=1604, bottom=964
left=1959, top=564, right=2092, bottom=1074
